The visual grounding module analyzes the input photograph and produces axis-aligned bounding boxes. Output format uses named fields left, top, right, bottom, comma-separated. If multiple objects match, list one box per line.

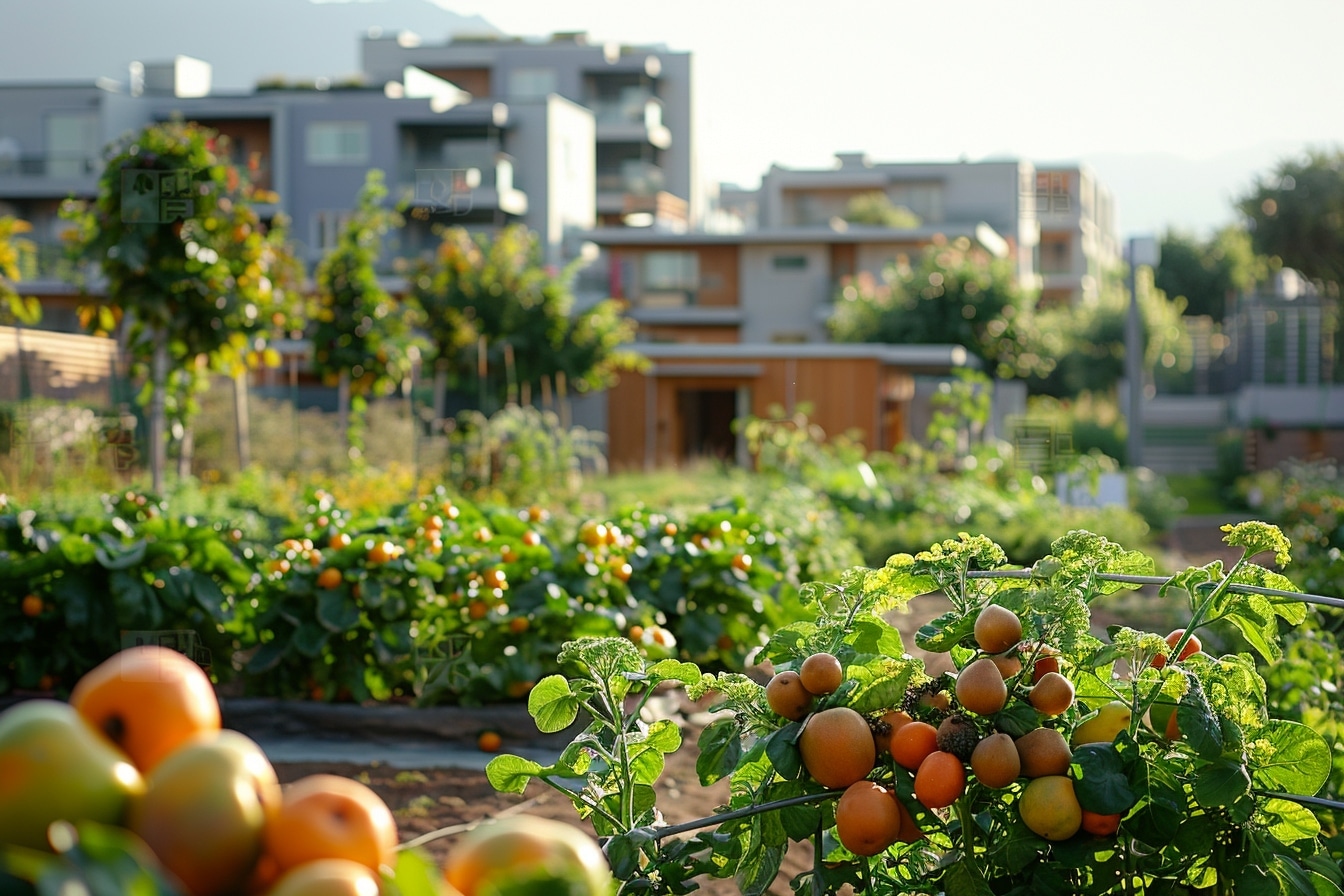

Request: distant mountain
left=0, top=0, right=501, bottom=90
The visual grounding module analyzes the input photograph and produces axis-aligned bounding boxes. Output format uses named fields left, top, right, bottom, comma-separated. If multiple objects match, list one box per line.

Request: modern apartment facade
left=1033, top=163, right=1119, bottom=306
left=360, top=30, right=696, bottom=231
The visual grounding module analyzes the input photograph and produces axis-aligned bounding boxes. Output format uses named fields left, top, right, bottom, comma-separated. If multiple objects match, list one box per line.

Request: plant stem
left=648, top=789, right=845, bottom=841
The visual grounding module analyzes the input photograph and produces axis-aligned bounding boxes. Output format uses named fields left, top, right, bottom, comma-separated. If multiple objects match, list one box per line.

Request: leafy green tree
left=0, top=216, right=40, bottom=325
left=63, top=121, right=302, bottom=489
left=1155, top=226, right=1266, bottom=320
left=843, top=192, right=921, bottom=228
left=309, top=170, right=416, bottom=463
left=407, top=224, right=640, bottom=417
left=828, top=235, right=1036, bottom=378
left=1238, top=147, right=1344, bottom=287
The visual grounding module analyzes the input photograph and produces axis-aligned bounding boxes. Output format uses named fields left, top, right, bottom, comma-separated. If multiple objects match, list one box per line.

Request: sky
left=433, top=0, right=1344, bottom=238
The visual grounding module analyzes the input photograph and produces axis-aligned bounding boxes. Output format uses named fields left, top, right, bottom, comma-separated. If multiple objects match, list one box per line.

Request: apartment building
left=1033, top=163, right=1119, bottom=306
left=360, top=30, right=695, bottom=231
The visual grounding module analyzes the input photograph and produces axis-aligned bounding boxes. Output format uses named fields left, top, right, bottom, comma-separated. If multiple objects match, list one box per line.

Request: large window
left=306, top=121, right=369, bottom=165
left=507, top=67, right=557, bottom=99
left=640, top=251, right=698, bottom=306
left=45, top=111, right=99, bottom=176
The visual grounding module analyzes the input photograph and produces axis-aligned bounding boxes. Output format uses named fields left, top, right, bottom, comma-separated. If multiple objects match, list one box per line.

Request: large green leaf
left=1257, top=798, right=1321, bottom=844
left=527, top=674, right=580, bottom=734
left=1193, top=756, right=1252, bottom=809
left=696, top=718, right=741, bottom=786
left=484, top=754, right=543, bottom=795
left=316, top=591, right=361, bottom=633
left=1252, top=720, right=1333, bottom=796
left=1070, top=743, right=1137, bottom=814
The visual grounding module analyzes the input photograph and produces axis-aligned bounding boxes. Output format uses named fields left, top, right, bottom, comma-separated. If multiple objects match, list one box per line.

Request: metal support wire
left=964, top=569, right=1344, bottom=611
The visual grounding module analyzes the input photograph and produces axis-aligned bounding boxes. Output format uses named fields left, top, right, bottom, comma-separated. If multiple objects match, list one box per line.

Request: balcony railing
left=596, top=160, right=665, bottom=196
left=0, top=153, right=100, bottom=179
left=587, top=88, right=658, bottom=125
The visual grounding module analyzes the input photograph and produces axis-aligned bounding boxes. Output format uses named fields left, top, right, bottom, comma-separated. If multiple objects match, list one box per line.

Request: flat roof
left=586, top=222, right=991, bottom=246
left=628, top=341, right=978, bottom=369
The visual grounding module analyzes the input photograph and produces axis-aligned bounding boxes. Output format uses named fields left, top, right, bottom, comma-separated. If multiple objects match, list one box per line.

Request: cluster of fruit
left=764, top=604, right=1188, bottom=856
left=0, top=645, right=613, bottom=896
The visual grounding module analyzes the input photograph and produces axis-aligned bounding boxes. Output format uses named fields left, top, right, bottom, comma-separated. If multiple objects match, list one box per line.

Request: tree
left=0, top=216, right=40, bottom=325
left=407, top=224, right=640, bottom=417
left=828, top=235, right=1036, bottom=379
left=843, top=192, right=921, bottom=229
left=308, top=170, right=416, bottom=462
left=1238, top=147, right=1344, bottom=288
left=64, top=121, right=301, bottom=490
left=1155, top=226, right=1266, bottom=320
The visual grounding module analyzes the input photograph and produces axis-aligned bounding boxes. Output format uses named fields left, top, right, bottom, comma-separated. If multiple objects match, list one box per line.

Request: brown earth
left=271, top=525, right=1238, bottom=895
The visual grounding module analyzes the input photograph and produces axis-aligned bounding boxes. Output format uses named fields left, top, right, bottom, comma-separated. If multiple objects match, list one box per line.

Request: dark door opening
left=678, top=388, right=738, bottom=461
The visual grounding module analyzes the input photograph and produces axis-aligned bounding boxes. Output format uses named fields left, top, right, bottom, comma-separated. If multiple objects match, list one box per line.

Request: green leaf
left=602, top=833, right=642, bottom=881
left=1127, top=756, right=1185, bottom=847
left=915, top=609, right=974, bottom=653
left=1193, top=756, right=1252, bottom=809
left=316, top=591, right=361, bottom=633
left=1177, top=677, right=1223, bottom=760
left=762, top=723, right=803, bottom=781
left=645, top=659, right=702, bottom=686
left=484, top=754, right=543, bottom=795
left=245, top=636, right=289, bottom=673
left=1256, top=798, right=1320, bottom=844
left=384, top=848, right=445, bottom=896
left=846, top=615, right=904, bottom=657
left=985, top=816, right=1047, bottom=874
left=942, top=856, right=994, bottom=896
left=95, top=539, right=148, bottom=571
left=845, top=658, right=916, bottom=715
left=1070, top=743, right=1137, bottom=814
left=696, top=718, right=741, bottom=786
left=293, top=621, right=330, bottom=658
left=1252, top=720, right=1333, bottom=796
left=527, top=674, right=580, bottom=734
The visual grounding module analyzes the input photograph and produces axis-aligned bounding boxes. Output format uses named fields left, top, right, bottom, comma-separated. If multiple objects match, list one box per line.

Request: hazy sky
left=438, top=0, right=1344, bottom=235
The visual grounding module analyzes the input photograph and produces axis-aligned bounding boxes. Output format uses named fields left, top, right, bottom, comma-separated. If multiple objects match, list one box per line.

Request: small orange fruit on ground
left=21, top=594, right=43, bottom=617
left=956, top=657, right=1008, bottom=716
left=890, top=720, right=939, bottom=772
left=969, top=732, right=1021, bottom=788
left=1027, top=671, right=1075, bottom=717
left=798, top=707, right=876, bottom=789
left=765, top=671, right=814, bottom=722
left=1081, top=809, right=1122, bottom=837
left=71, top=645, right=221, bottom=774
left=1019, top=776, right=1083, bottom=841
left=477, top=731, right=503, bottom=753
left=1015, top=727, right=1073, bottom=778
left=974, top=604, right=1023, bottom=654
left=264, top=774, right=398, bottom=875
left=316, top=567, right=343, bottom=590
left=835, top=781, right=903, bottom=856
left=799, top=652, right=844, bottom=696
left=914, top=750, right=967, bottom=810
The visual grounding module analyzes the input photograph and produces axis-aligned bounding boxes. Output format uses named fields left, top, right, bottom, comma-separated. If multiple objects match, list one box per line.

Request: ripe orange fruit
left=329, top=532, right=351, bottom=550
left=765, top=671, right=814, bottom=722
left=798, top=707, right=876, bottom=789
left=1029, top=643, right=1062, bottom=683
left=955, top=657, right=1008, bottom=716
left=835, top=781, right=902, bottom=856
left=799, top=652, right=844, bottom=696
left=890, top=720, right=939, bottom=772
left=1019, top=776, right=1083, bottom=840
left=1152, top=629, right=1201, bottom=669
left=522, top=530, right=542, bottom=547
left=914, top=750, right=966, bottom=810
left=21, top=594, right=43, bottom=617
left=988, top=652, right=1023, bottom=680
left=367, top=541, right=397, bottom=564
left=267, top=858, right=381, bottom=896
left=969, top=732, right=1021, bottom=788
left=316, top=568, right=343, bottom=590
left=1027, top=671, right=1075, bottom=717
left=467, top=600, right=490, bottom=621
left=974, top=604, right=1023, bottom=654
left=71, top=645, right=221, bottom=774
left=442, top=816, right=612, bottom=896
left=731, top=553, right=752, bottom=572
left=895, top=797, right=924, bottom=843
left=628, top=625, right=645, bottom=642
left=877, top=709, right=914, bottom=754
left=477, top=731, right=502, bottom=753
left=1015, top=727, right=1072, bottom=778
left=1081, top=809, right=1122, bottom=837
left=263, top=774, right=398, bottom=875
left=508, top=617, right=530, bottom=634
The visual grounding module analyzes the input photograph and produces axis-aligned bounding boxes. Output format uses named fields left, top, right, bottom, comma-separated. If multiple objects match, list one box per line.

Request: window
left=772, top=254, right=808, bottom=271
left=640, top=251, right=698, bottom=305
left=508, top=67, right=557, bottom=99
left=1036, top=172, right=1072, bottom=214
left=312, top=210, right=354, bottom=251
left=45, top=111, right=99, bottom=176
left=305, top=121, right=369, bottom=165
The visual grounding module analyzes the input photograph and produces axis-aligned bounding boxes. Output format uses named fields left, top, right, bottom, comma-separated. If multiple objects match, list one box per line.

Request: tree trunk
left=234, top=369, right=251, bottom=470
left=149, top=333, right=168, bottom=493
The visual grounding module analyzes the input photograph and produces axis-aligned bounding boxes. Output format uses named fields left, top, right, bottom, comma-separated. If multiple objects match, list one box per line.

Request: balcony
left=587, top=88, right=671, bottom=148
left=0, top=152, right=100, bottom=197
left=397, top=141, right=527, bottom=219
left=596, top=160, right=665, bottom=214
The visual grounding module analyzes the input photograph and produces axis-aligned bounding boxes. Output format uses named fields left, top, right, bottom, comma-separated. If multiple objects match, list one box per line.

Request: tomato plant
left=486, top=523, right=1344, bottom=895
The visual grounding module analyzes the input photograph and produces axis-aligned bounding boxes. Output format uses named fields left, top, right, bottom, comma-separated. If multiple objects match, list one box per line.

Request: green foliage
left=487, top=523, right=1341, bottom=894
left=842, top=192, right=922, bottom=228
left=1156, top=226, right=1267, bottom=321
left=828, top=235, right=1035, bottom=378
left=1238, top=147, right=1344, bottom=287
left=406, top=224, right=641, bottom=412
left=0, top=216, right=41, bottom=326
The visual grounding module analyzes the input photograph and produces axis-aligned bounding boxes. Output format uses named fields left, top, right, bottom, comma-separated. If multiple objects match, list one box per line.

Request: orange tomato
left=263, top=774, right=398, bottom=875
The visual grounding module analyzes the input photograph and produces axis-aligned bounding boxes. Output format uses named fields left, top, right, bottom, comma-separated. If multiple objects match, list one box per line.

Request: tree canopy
left=843, top=192, right=921, bottom=229
left=0, top=216, right=40, bottom=325
left=1155, top=226, right=1266, bottom=320
left=1238, top=147, right=1344, bottom=288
